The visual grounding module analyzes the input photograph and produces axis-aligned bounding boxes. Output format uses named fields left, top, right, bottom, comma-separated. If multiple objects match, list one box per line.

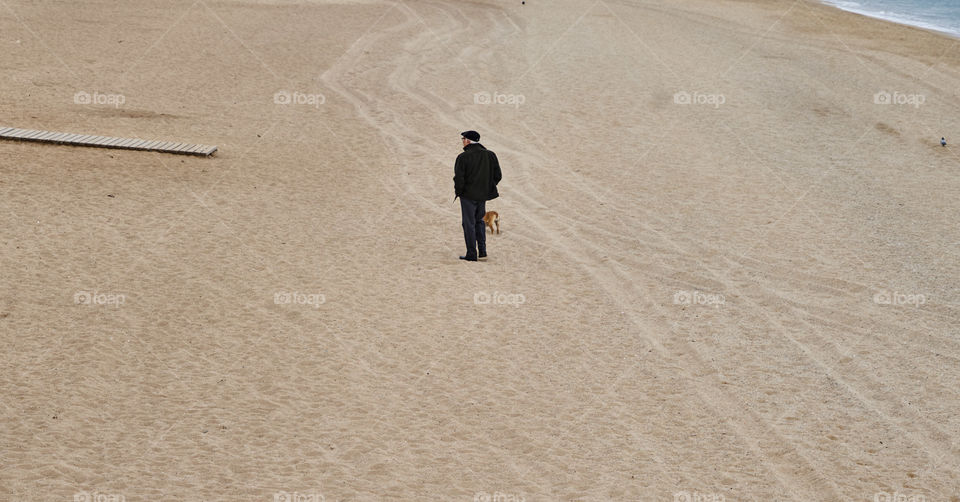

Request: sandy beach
left=1, top=0, right=959, bottom=500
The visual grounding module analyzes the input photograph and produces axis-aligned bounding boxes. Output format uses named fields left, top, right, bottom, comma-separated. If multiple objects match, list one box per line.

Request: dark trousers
left=459, top=197, right=486, bottom=258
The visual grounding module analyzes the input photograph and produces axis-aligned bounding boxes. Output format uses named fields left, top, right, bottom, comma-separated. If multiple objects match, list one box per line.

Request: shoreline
left=820, top=0, right=960, bottom=40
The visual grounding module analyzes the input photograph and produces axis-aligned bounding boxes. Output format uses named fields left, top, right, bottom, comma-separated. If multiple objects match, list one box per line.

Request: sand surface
left=2, top=0, right=959, bottom=500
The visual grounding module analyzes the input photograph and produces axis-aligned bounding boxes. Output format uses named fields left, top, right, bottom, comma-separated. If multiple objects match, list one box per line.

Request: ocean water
left=824, top=0, right=960, bottom=37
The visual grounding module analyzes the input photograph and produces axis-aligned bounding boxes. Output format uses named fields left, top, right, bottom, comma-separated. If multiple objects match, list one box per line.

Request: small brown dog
left=483, top=211, right=500, bottom=234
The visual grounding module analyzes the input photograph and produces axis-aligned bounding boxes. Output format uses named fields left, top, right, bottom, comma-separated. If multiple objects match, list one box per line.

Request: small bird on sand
left=942, top=137, right=947, bottom=147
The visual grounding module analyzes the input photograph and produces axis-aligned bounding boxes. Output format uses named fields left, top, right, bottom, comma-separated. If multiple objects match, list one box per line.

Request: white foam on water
left=823, top=0, right=960, bottom=38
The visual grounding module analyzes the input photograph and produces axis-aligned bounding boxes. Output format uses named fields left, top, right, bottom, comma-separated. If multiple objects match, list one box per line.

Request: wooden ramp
left=0, top=126, right=217, bottom=156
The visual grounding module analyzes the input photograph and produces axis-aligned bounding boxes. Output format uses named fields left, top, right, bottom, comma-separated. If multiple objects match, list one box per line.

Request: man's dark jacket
left=454, top=143, right=501, bottom=201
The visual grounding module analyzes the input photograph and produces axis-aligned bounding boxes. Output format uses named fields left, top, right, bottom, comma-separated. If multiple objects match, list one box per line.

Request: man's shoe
left=459, top=255, right=477, bottom=262
left=478, top=252, right=488, bottom=261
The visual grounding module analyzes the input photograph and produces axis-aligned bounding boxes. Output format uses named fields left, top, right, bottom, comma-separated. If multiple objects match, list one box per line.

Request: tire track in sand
left=318, top=1, right=845, bottom=498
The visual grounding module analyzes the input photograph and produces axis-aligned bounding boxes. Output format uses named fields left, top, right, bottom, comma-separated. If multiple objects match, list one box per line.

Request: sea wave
left=824, top=0, right=960, bottom=38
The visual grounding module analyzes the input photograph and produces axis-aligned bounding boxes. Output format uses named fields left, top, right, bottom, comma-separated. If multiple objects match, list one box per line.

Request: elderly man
left=453, top=130, right=501, bottom=261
